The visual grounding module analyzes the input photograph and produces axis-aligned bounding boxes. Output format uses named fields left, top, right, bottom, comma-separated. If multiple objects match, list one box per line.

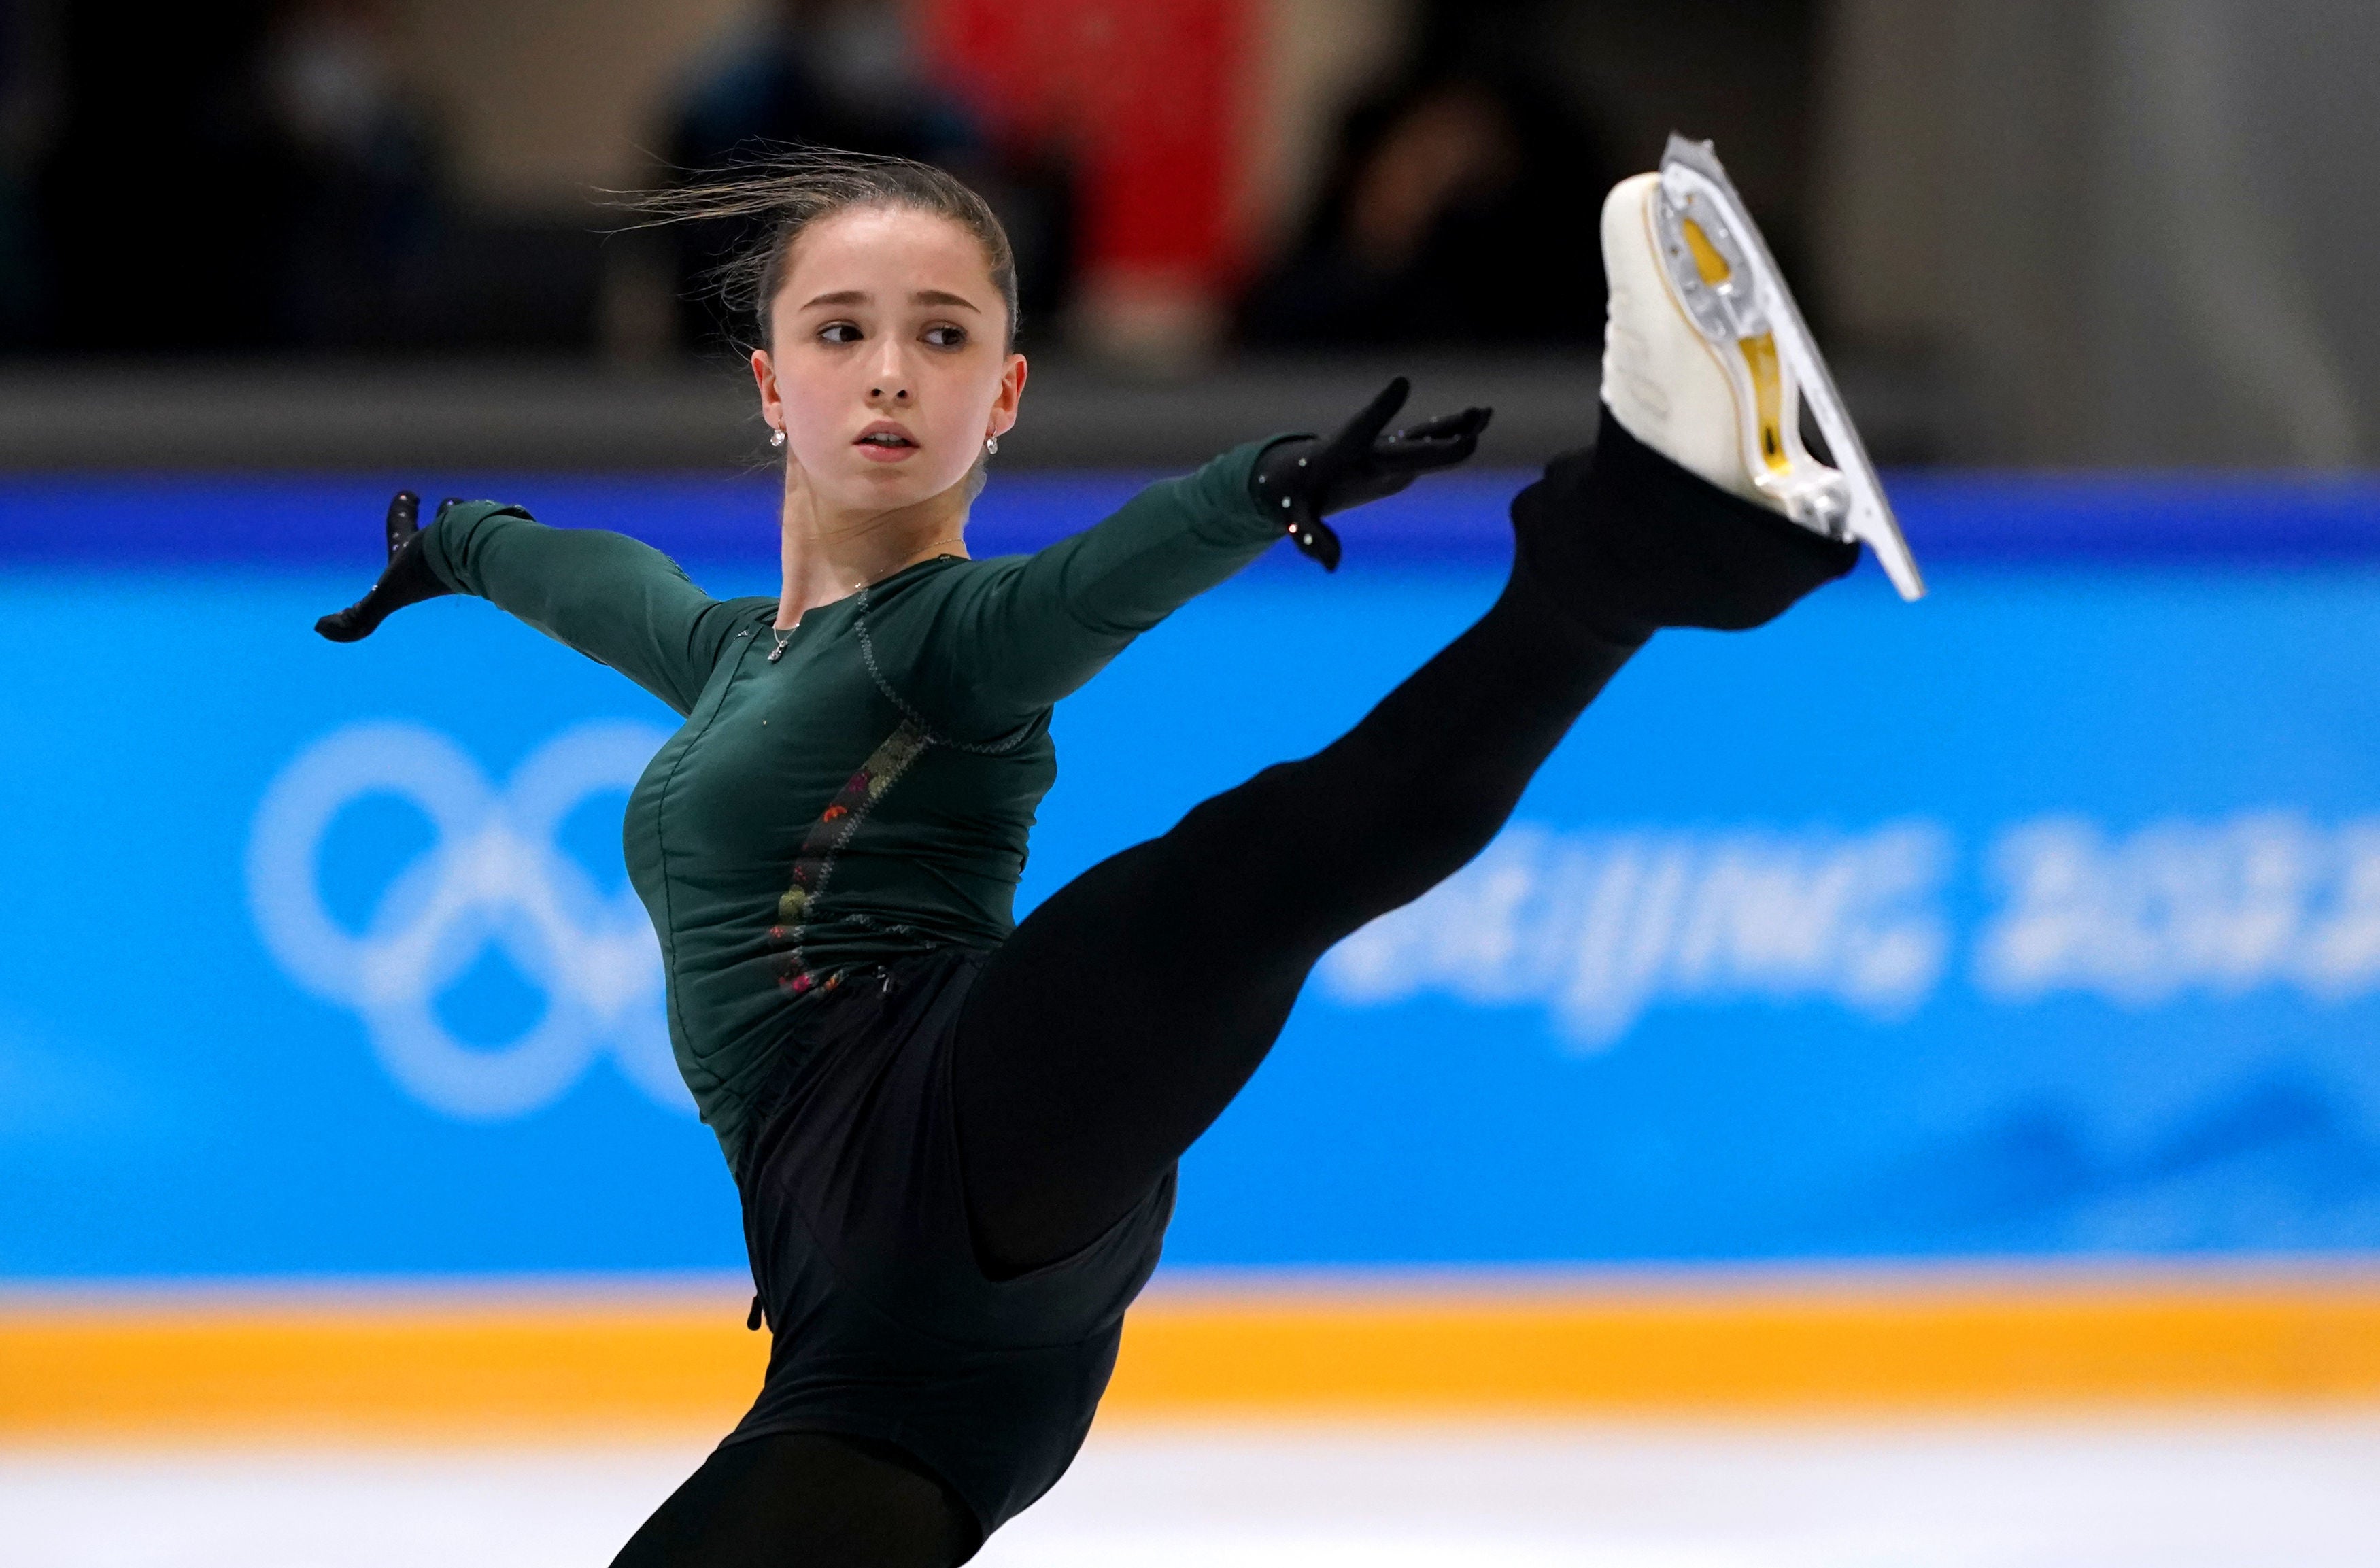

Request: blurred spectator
left=673, top=0, right=974, bottom=173
left=1240, top=23, right=1616, bottom=350
left=27, top=0, right=439, bottom=353
left=259, top=0, right=441, bottom=347
left=664, top=0, right=972, bottom=351
left=662, top=0, right=1072, bottom=350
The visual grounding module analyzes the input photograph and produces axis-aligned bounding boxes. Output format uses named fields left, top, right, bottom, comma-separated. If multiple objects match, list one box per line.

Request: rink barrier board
left=13, top=480, right=2380, bottom=1413
left=7, top=467, right=2380, bottom=566
left=5, top=1274, right=2377, bottom=1437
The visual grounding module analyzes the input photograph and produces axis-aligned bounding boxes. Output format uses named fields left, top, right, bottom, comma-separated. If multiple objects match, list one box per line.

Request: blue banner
left=5, top=475, right=2379, bottom=1278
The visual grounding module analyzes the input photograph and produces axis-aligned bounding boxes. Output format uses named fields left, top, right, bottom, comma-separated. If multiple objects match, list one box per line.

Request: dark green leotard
left=420, top=445, right=1281, bottom=1166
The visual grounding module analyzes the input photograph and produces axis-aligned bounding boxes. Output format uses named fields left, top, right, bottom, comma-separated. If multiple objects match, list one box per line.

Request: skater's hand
left=1252, top=377, right=1492, bottom=570
left=314, top=491, right=458, bottom=642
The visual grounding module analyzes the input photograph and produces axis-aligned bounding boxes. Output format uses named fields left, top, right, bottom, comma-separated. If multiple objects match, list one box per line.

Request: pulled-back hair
left=626, top=148, right=1021, bottom=352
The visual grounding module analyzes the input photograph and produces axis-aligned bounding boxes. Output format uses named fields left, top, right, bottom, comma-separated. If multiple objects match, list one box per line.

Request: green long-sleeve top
left=420, top=444, right=1285, bottom=1168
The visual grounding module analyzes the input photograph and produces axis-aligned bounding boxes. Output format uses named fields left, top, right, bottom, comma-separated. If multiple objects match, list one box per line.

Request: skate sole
left=1654, top=135, right=1926, bottom=602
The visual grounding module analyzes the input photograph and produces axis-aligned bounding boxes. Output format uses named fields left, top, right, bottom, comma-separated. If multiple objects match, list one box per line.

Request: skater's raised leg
left=955, top=165, right=1881, bottom=1278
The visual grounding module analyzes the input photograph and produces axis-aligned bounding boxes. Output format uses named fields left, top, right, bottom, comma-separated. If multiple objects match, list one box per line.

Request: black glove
left=1251, top=377, right=1492, bottom=570
left=315, top=491, right=459, bottom=643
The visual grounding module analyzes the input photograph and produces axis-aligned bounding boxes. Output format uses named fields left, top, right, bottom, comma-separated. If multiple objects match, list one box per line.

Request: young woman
left=318, top=152, right=1867, bottom=1566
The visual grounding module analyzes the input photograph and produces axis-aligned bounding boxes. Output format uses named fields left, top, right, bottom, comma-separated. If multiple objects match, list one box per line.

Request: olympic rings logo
left=247, top=720, right=693, bottom=1120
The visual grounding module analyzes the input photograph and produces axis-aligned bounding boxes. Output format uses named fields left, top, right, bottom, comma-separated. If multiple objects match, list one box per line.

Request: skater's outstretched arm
left=910, top=379, right=1489, bottom=740
left=314, top=493, right=750, bottom=717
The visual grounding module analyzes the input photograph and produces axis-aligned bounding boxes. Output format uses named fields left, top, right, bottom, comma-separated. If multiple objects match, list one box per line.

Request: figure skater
left=317, top=148, right=1888, bottom=1565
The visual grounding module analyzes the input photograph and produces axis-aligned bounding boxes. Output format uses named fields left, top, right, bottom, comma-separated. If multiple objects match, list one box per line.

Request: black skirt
left=724, top=946, right=1176, bottom=1544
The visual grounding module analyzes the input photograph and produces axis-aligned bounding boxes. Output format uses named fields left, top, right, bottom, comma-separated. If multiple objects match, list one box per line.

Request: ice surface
left=6, top=1416, right=2378, bottom=1567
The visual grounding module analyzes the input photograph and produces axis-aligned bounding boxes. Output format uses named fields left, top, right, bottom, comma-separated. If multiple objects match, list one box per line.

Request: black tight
left=954, top=412, right=1858, bottom=1276
left=610, top=1432, right=978, bottom=1567
left=952, top=411, right=1856, bottom=1284
left=953, top=568, right=1633, bottom=1274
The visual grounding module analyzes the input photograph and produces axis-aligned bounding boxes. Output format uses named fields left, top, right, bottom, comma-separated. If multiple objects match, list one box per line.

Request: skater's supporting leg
left=608, top=1431, right=977, bottom=1568
left=955, top=411, right=1861, bottom=1277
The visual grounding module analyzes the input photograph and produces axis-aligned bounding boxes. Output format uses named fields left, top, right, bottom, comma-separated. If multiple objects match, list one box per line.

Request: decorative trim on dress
left=851, top=585, right=1037, bottom=757
left=768, top=719, right=932, bottom=994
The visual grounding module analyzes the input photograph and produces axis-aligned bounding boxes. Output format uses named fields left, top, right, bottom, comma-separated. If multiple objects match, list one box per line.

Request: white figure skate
left=1601, top=136, right=1925, bottom=602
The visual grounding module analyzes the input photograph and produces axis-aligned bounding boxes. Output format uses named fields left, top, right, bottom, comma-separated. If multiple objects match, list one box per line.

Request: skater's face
left=751, top=205, right=1026, bottom=515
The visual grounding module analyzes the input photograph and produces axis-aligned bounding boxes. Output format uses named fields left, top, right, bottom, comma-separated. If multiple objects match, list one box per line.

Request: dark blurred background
left=3, top=0, right=2375, bottom=469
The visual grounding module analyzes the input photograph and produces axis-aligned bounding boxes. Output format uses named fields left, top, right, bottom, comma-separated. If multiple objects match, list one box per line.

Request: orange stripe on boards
left=0, top=1299, right=768, bottom=1440
left=1104, top=1282, right=2380, bottom=1415
left=5, top=1277, right=2379, bottom=1438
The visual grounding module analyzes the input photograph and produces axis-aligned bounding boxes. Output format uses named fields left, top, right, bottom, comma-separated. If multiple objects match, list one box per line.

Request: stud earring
left=984, top=435, right=998, bottom=457
left=769, top=426, right=786, bottom=449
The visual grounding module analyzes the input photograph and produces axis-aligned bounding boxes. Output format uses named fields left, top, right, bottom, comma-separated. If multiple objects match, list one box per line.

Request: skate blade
left=1654, top=135, right=1926, bottom=602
